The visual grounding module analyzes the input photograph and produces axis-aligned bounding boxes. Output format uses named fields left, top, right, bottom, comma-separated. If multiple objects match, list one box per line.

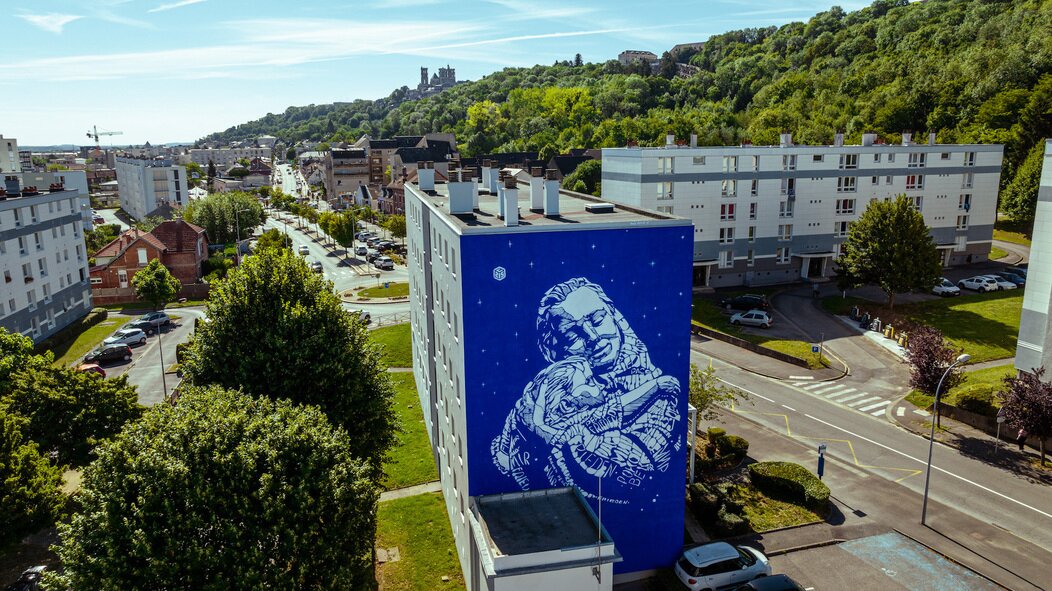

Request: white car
left=103, top=328, right=147, bottom=348
left=932, top=278, right=961, bottom=297
left=374, top=256, right=395, bottom=270
left=298, top=245, right=309, bottom=255
left=309, top=260, right=323, bottom=273
left=958, top=276, right=998, bottom=292
left=674, top=542, right=771, bottom=591
left=979, top=275, right=1017, bottom=290
left=729, top=309, right=773, bottom=329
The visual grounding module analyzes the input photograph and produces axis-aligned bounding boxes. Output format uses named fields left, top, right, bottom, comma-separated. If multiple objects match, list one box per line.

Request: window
left=720, top=203, right=736, bottom=221
left=722, top=156, right=738, bottom=173
left=719, top=227, right=735, bottom=244
left=748, top=202, right=757, bottom=220
left=776, top=247, right=791, bottom=264
left=747, top=249, right=755, bottom=266
left=874, top=153, right=882, bottom=163
left=22, top=263, right=32, bottom=281
left=836, top=177, right=857, bottom=192
left=839, top=154, right=858, bottom=169
left=812, top=154, right=824, bottom=162
left=779, top=200, right=794, bottom=218
left=780, top=178, right=796, bottom=196
left=13, top=209, right=21, bottom=227
left=908, top=152, right=926, bottom=168
left=718, top=250, right=733, bottom=269
left=964, top=152, right=976, bottom=166
left=909, top=196, right=923, bottom=211
left=906, top=175, right=924, bottom=190
left=692, top=156, right=706, bottom=165
left=656, top=181, right=673, bottom=201
left=721, top=179, right=736, bottom=197
left=18, top=236, right=27, bottom=256
left=34, top=232, right=43, bottom=251
left=657, top=157, right=673, bottom=174
left=778, top=224, right=793, bottom=240
left=834, top=221, right=851, bottom=237
left=959, top=194, right=972, bottom=211
left=888, top=153, right=895, bottom=163
left=37, top=258, right=47, bottom=277
left=750, top=179, right=758, bottom=196
left=783, top=154, right=797, bottom=170
left=137, top=248, right=148, bottom=265
left=886, top=175, right=893, bottom=185
left=836, top=199, right=855, bottom=215
left=748, top=226, right=756, bottom=242
left=956, top=215, right=969, bottom=230
left=656, top=205, right=673, bottom=214
left=30, top=205, right=38, bottom=223
left=962, top=173, right=974, bottom=189
left=872, top=176, right=879, bottom=184
left=941, top=152, right=951, bottom=160
left=751, top=155, right=760, bottom=171
left=42, top=284, right=50, bottom=303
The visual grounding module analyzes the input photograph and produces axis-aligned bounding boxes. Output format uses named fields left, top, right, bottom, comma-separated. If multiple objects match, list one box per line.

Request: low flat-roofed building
left=468, top=487, right=620, bottom=591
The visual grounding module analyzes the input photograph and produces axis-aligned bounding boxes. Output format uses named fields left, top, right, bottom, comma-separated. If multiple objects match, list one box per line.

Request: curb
left=769, top=290, right=851, bottom=379
left=765, top=538, right=844, bottom=557
left=691, top=341, right=839, bottom=382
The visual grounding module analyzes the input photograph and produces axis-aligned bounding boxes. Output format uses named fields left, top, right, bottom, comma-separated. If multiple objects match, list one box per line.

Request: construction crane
left=86, top=125, right=123, bottom=159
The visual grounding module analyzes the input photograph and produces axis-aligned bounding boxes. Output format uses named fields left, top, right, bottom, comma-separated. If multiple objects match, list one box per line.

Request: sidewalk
left=690, top=334, right=844, bottom=381
left=721, top=409, right=1050, bottom=590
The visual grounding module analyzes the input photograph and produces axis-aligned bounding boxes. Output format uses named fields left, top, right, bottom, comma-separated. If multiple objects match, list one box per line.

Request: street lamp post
left=234, top=207, right=252, bottom=264
left=921, top=352, right=971, bottom=525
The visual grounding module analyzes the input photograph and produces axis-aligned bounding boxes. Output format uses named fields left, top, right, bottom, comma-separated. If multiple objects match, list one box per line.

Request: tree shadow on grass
left=947, top=432, right=1052, bottom=485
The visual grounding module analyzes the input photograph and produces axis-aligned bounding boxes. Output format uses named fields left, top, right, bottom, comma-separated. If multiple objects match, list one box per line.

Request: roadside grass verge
left=728, top=483, right=826, bottom=532
left=360, top=282, right=409, bottom=299
left=993, top=217, right=1032, bottom=247
left=692, top=295, right=828, bottom=369
left=371, top=323, right=412, bottom=368
left=50, top=320, right=121, bottom=366
left=989, top=246, right=1008, bottom=260
left=376, top=493, right=465, bottom=591
left=382, top=372, right=437, bottom=491
left=905, top=364, right=1015, bottom=413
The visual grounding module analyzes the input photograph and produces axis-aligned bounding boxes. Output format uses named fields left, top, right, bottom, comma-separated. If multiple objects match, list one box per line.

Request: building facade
left=89, top=220, right=208, bottom=305
left=15, top=170, right=92, bottom=231
left=188, top=147, right=270, bottom=168
left=1, top=135, right=21, bottom=173
left=324, top=148, right=369, bottom=201
left=115, top=157, right=188, bottom=221
left=0, top=180, right=93, bottom=342
left=1016, top=139, right=1052, bottom=375
left=602, top=133, right=1003, bottom=287
left=407, top=171, right=692, bottom=589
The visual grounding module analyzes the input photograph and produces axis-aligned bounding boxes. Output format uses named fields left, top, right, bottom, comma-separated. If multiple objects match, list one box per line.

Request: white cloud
left=17, top=13, right=84, bottom=34
left=148, top=0, right=207, bottom=13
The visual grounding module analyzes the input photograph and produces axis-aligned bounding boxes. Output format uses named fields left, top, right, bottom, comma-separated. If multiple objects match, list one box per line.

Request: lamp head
left=956, top=353, right=971, bottom=364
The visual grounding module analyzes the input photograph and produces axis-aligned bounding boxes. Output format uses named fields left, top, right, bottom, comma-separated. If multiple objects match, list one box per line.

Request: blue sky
left=3, top=0, right=863, bottom=146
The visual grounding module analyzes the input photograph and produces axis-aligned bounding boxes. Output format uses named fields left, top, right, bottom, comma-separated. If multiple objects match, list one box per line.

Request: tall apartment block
left=602, top=133, right=1003, bottom=287
left=407, top=168, right=692, bottom=589
left=0, top=178, right=93, bottom=342
left=1, top=135, right=21, bottom=173
left=1016, top=139, right=1052, bottom=375
left=115, top=157, right=188, bottom=221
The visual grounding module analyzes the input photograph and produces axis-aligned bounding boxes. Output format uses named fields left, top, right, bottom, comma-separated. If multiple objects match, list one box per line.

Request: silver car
left=675, top=542, right=771, bottom=591
left=730, top=309, right=773, bottom=329
left=103, top=328, right=147, bottom=347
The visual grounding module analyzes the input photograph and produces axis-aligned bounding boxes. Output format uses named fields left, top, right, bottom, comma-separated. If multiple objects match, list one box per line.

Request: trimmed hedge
left=748, top=461, right=830, bottom=510
left=694, top=430, right=749, bottom=474
left=955, top=388, right=998, bottom=416
left=33, top=308, right=109, bottom=354
left=715, top=505, right=748, bottom=537
left=687, top=483, right=720, bottom=522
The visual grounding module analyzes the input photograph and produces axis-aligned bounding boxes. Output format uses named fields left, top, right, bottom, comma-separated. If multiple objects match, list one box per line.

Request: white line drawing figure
left=491, top=277, right=681, bottom=504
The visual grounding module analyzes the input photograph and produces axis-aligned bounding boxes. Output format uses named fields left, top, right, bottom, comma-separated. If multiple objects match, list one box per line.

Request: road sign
left=817, top=443, right=827, bottom=479
left=811, top=344, right=821, bottom=354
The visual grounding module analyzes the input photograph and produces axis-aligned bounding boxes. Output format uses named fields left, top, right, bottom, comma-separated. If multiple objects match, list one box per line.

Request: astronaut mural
left=491, top=277, right=682, bottom=505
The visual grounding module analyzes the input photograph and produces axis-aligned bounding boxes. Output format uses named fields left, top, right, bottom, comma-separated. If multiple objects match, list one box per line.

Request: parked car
left=734, top=574, right=805, bottom=591
left=979, top=275, right=1017, bottom=290
left=92, top=214, right=105, bottom=224
left=355, top=245, right=368, bottom=256
left=348, top=309, right=372, bottom=324
left=374, top=256, right=395, bottom=270
left=730, top=309, right=773, bottom=328
left=958, top=276, right=998, bottom=292
left=310, top=260, right=323, bottom=273
left=298, top=245, right=310, bottom=255
left=719, top=294, right=769, bottom=311
left=4, top=566, right=46, bottom=591
left=995, top=271, right=1026, bottom=287
left=139, top=311, right=172, bottom=329
left=931, top=277, right=961, bottom=297
left=1006, top=265, right=1027, bottom=277
left=674, top=542, right=771, bottom=591
left=76, top=363, right=106, bottom=377
left=104, top=328, right=147, bottom=347
left=85, top=344, right=133, bottom=364
left=366, top=249, right=380, bottom=262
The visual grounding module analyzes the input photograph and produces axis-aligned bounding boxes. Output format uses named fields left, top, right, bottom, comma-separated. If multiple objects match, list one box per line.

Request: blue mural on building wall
left=462, top=225, right=692, bottom=574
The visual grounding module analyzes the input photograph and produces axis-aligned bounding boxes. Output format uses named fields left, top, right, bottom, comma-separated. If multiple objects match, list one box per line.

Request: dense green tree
left=184, top=161, right=203, bottom=188
left=561, top=159, right=602, bottom=196
left=0, top=329, right=49, bottom=395
left=998, top=368, right=1052, bottom=465
left=836, top=195, right=942, bottom=308
left=688, top=363, right=747, bottom=422
left=45, top=386, right=379, bottom=590
left=85, top=223, right=122, bottom=256
left=206, top=160, right=216, bottom=184
left=0, top=409, right=65, bottom=547
left=180, top=250, right=396, bottom=477
left=132, top=259, right=181, bottom=311
left=1000, top=142, right=1046, bottom=223
left=384, top=214, right=406, bottom=244
left=183, top=190, right=265, bottom=244
left=254, top=227, right=292, bottom=252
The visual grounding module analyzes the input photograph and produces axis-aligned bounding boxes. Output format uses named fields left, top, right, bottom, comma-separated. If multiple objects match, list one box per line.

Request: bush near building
left=748, top=461, right=830, bottom=511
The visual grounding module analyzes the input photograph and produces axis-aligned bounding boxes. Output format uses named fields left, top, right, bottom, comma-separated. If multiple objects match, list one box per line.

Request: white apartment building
left=1017, top=139, right=1052, bottom=375
left=115, top=157, right=188, bottom=221
left=1, top=135, right=21, bottom=173
left=15, top=170, right=92, bottom=231
left=188, top=147, right=270, bottom=168
left=0, top=179, right=93, bottom=342
left=602, top=133, right=1004, bottom=287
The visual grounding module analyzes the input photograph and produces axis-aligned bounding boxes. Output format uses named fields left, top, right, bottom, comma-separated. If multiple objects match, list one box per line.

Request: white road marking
left=832, top=392, right=867, bottom=403
left=803, top=382, right=827, bottom=391
left=825, top=387, right=857, bottom=398
left=782, top=404, right=796, bottom=411
left=790, top=375, right=813, bottom=380
left=813, top=384, right=846, bottom=395
left=803, top=413, right=1052, bottom=522
left=859, top=400, right=891, bottom=412
left=913, top=409, right=931, bottom=417
left=897, top=407, right=906, bottom=417
left=717, top=378, right=775, bottom=403
left=848, top=396, right=882, bottom=408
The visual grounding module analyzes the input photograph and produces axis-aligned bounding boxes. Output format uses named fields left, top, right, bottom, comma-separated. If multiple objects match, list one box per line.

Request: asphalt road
left=694, top=348, right=1052, bottom=554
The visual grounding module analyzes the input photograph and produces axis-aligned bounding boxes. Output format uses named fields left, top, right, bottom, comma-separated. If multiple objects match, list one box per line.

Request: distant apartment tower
left=1, top=135, right=21, bottom=173
left=324, top=148, right=369, bottom=203
left=19, top=151, right=33, bottom=172
left=1016, top=139, right=1052, bottom=375
left=188, top=147, right=270, bottom=168
left=602, top=133, right=1003, bottom=287
left=115, top=157, right=188, bottom=221
left=407, top=169, right=692, bottom=589
left=0, top=178, right=93, bottom=342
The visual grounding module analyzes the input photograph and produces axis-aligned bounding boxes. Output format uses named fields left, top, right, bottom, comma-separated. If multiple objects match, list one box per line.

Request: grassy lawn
left=371, top=323, right=412, bottom=368
left=383, top=372, right=438, bottom=491
left=906, top=364, right=1015, bottom=412
left=376, top=493, right=465, bottom=591
left=97, top=299, right=207, bottom=312
left=692, top=296, right=827, bottom=369
left=821, top=290, right=1022, bottom=364
left=728, top=483, right=826, bottom=532
left=50, top=319, right=121, bottom=366
left=993, top=217, right=1032, bottom=247
left=989, top=246, right=1008, bottom=260
left=360, top=282, right=409, bottom=298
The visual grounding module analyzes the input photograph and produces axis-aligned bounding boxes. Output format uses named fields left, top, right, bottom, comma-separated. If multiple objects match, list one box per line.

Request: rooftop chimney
left=417, top=161, right=435, bottom=192
left=480, top=160, right=492, bottom=191
left=861, top=133, right=877, bottom=147
left=497, top=170, right=507, bottom=218
left=448, top=169, right=473, bottom=214
left=464, top=167, right=480, bottom=209
left=502, top=176, right=519, bottom=227
left=543, top=169, right=560, bottom=217
left=834, top=133, right=844, bottom=147
left=779, top=133, right=793, bottom=148
left=902, top=132, right=912, bottom=146
left=486, top=166, right=501, bottom=195
left=690, top=133, right=697, bottom=148
left=665, top=134, right=675, bottom=146
left=928, top=132, right=936, bottom=146
left=529, top=167, right=544, bottom=210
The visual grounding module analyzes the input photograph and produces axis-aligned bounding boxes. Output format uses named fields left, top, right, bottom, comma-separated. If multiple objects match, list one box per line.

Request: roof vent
left=585, top=202, right=615, bottom=214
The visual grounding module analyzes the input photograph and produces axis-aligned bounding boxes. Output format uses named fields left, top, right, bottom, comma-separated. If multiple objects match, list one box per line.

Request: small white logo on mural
left=493, top=266, right=507, bottom=281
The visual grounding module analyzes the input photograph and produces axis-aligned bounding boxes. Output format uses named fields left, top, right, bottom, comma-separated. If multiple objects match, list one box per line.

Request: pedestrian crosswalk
left=791, top=381, right=894, bottom=417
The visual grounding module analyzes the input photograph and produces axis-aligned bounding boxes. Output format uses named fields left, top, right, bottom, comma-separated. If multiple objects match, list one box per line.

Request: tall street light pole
left=921, top=352, right=971, bottom=525
left=234, top=207, right=252, bottom=264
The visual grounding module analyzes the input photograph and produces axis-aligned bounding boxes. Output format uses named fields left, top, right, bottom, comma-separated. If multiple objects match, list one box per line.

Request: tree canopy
left=182, top=190, right=265, bottom=244
left=46, top=386, right=379, bottom=590
left=132, top=259, right=181, bottom=311
left=688, top=363, right=747, bottom=422
left=835, top=195, right=942, bottom=308
left=999, top=367, right=1052, bottom=465
left=0, top=409, right=65, bottom=547
left=180, top=250, right=396, bottom=477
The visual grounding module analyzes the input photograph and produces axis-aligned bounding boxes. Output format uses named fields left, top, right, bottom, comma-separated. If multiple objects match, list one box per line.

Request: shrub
left=718, top=434, right=749, bottom=457
left=715, top=505, right=749, bottom=537
left=687, top=483, right=720, bottom=521
left=707, top=427, right=726, bottom=445
left=954, top=387, right=998, bottom=416
left=175, top=342, right=189, bottom=364
left=694, top=431, right=750, bottom=475
left=748, top=461, right=830, bottom=510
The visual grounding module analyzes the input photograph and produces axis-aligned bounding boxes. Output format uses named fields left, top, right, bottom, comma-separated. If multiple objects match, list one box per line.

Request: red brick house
left=90, top=220, right=209, bottom=304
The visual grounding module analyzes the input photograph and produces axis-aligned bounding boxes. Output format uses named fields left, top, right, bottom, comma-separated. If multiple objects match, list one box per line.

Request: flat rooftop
left=475, top=488, right=609, bottom=556
left=409, top=176, right=686, bottom=232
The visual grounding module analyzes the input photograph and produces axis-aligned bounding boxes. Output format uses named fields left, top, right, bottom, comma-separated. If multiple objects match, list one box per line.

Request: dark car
left=719, top=294, right=769, bottom=311
left=85, top=344, right=133, bottom=364
left=996, top=271, right=1026, bottom=286
left=1006, top=266, right=1028, bottom=278
left=139, top=311, right=172, bottom=329
left=126, top=318, right=158, bottom=335
left=4, top=566, right=46, bottom=591
left=734, top=574, right=805, bottom=591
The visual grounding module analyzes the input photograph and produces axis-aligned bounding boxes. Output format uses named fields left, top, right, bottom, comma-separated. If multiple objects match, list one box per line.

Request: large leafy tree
left=0, top=329, right=49, bottom=395
left=835, top=195, right=941, bottom=308
left=132, top=258, right=181, bottom=311
left=688, top=363, right=747, bottom=422
left=384, top=214, right=406, bottom=244
left=182, top=190, right=265, bottom=244
left=45, top=386, right=379, bottom=590
left=905, top=326, right=964, bottom=427
left=0, top=410, right=65, bottom=547
left=180, top=250, right=396, bottom=477
left=254, top=227, right=292, bottom=252
left=998, top=367, right=1052, bottom=466
left=1000, top=142, right=1045, bottom=224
